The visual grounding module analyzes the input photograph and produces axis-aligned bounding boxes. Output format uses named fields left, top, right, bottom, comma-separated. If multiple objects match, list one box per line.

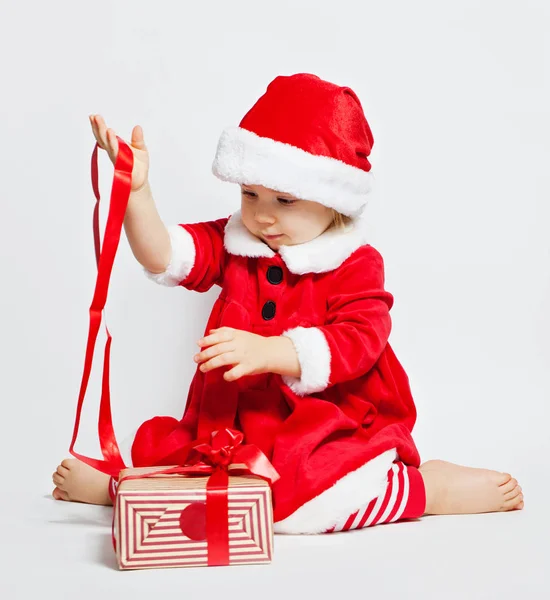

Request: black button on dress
left=266, top=265, right=283, bottom=285
left=261, top=300, right=276, bottom=320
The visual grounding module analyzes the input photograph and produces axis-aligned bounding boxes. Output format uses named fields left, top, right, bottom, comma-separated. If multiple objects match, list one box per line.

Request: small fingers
left=90, top=114, right=115, bottom=158
left=106, top=129, right=119, bottom=160
left=200, top=352, right=238, bottom=373
left=224, top=364, right=247, bottom=381
left=194, top=342, right=235, bottom=364
left=93, top=114, right=110, bottom=148
left=197, top=328, right=235, bottom=348
left=131, top=125, right=146, bottom=150
left=89, top=114, right=103, bottom=147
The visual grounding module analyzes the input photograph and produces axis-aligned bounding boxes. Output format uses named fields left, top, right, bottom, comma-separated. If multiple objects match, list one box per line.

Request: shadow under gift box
left=114, top=466, right=274, bottom=570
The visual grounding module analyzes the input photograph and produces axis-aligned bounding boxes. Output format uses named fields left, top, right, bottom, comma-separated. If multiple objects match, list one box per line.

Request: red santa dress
left=129, top=209, right=421, bottom=533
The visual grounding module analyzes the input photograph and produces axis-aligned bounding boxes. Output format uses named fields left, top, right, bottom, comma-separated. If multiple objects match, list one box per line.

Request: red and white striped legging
left=109, top=460, right=426, bottom=534
left=325, top=461, right=426, bottom=533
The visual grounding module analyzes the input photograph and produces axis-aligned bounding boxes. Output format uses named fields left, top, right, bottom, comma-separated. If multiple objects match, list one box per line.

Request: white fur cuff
left=281, top=326, right=332, bottom=396
left=143, top=225, right=196, bottom=287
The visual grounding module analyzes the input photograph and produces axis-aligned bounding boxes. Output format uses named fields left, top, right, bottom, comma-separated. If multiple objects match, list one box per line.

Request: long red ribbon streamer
left=68, top=139, right=132, bottom=476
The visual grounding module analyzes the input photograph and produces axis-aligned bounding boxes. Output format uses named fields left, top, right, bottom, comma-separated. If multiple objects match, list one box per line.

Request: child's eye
left=241, top=190, right=295, bottom=205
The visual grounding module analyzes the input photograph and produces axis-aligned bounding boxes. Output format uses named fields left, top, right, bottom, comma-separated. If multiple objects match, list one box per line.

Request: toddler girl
left=52, top=74, right=523, bottom=533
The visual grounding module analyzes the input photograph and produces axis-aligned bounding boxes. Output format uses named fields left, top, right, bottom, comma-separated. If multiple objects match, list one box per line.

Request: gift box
left=114, top=466, right=274, bottom=570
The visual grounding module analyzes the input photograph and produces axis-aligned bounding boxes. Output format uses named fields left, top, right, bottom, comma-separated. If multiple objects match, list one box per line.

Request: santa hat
left=212, top=73, right=375, bottom=218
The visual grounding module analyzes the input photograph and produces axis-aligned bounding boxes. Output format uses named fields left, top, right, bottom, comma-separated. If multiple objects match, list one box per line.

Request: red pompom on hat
left=212, top=73, right=375, bottom=218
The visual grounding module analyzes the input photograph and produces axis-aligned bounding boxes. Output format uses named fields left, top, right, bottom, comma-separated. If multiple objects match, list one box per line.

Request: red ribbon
left=68, top=139, right=133, bottom=476
left=115, top=428, right=279, bottom=566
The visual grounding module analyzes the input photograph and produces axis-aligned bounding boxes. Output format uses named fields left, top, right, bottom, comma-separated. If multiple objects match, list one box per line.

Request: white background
left=1, top=0, right=548, bottom=598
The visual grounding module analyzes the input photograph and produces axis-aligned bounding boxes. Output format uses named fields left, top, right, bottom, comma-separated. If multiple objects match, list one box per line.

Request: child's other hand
left=89, top=114, right=149, bottom=192
left=194, top=327, right=272, bottom=382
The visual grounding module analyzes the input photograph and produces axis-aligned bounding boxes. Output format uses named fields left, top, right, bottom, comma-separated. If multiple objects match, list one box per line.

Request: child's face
left=240, top=184, right=334, bottom=249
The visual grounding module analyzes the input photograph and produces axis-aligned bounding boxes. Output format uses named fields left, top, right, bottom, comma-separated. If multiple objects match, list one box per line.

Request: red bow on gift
left=115, top=428, right=279, bottom=566
left=189, top=428, right=279, bottom=478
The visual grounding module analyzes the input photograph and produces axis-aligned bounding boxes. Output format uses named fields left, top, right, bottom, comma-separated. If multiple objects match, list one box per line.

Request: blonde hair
left=330, top=208, right=353, bottom=230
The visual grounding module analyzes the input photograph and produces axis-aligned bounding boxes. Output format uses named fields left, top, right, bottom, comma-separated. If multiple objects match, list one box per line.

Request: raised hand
left=89, top=114, right=150, bottom=192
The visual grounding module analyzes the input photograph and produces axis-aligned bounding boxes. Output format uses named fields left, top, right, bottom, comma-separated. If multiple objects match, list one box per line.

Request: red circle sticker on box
left=179, top=502, right=207, bottom=540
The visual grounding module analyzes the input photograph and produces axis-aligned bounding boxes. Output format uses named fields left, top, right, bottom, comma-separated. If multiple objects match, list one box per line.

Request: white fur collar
left=223, top=210, right=369, bottom=275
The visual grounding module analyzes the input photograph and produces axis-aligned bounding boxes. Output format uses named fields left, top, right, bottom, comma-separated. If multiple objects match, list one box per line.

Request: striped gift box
left=114, top=466, right=274, bottom=569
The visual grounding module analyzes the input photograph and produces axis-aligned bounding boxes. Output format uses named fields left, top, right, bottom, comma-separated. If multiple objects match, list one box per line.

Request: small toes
left=503, top=485, right=522, bottom=501
left=57, top=465, right=70, bottom=477
left=516, top=501, right=525, bottom=510
left=498, top=472, right=513, bottom=485
left=499, top=479, right=518, bottom=494
left=60, top=458, right=74, bottom=470
left=503, top=492, right=524, bottom=510
left=504, top=485, right=522, bottom=501
left=52, top=487, right=69, bottom=501
left=512, top=494, right=525, bottom=509
left=500, top=478, right=518, bottom=494
left=52, top=473, right=65, bottom=486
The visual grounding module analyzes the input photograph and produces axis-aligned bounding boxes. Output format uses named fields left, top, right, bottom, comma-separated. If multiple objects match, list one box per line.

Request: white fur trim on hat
left=212, top=127, right=373, bottom=218
left=281, top=326, right=332, bottom=395
left=274, top=448, right=397, bottom=534
left=143, top=225, right=195, bottom=287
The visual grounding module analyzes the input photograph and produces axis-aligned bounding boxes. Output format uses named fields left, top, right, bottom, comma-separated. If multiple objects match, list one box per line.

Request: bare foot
left=52, top=459, right=112, bottom=506
left=419, top=460, right=524, bottom=515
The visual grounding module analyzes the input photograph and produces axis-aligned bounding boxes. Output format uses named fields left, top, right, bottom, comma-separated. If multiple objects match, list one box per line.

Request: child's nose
left=255, top=212, right=275, bottom=224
